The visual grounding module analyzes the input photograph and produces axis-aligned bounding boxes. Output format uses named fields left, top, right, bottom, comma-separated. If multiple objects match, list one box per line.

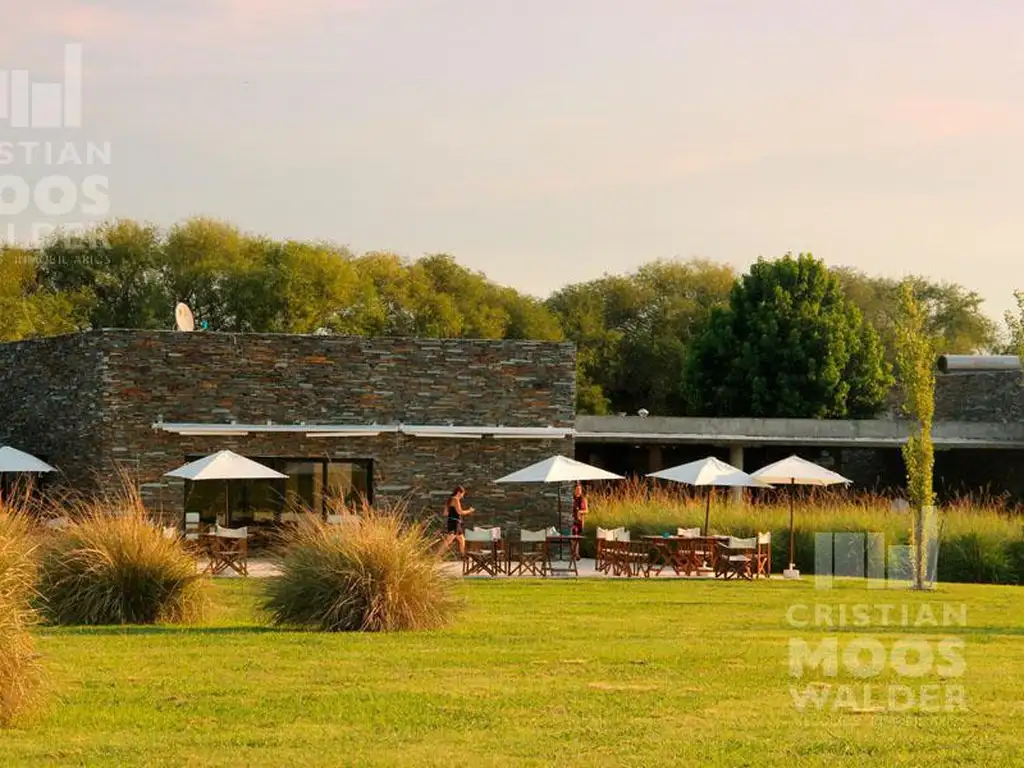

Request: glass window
left=182, top=455, right=373, bottom=525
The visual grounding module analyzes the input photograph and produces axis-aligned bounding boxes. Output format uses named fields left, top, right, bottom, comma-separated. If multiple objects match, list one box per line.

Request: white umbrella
left=495, top=455, right=623, bottom=484
left=165, top=450, right=287, bottom=525
left=648, top=456, right=772, bottom=536
left=751, top=455, right=851, bottom=578
left=0, top=446, right=56, bottom=474
left=0, top=446, right=56, bottom=504
left=495, top=455, right=623, bottom=529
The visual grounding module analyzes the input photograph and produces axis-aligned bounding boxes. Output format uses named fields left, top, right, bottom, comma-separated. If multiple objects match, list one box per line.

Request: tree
left=685, top=253, right=893, bottom=418
left=0, top=246, right=87, bottom=342
left=892, top=281, right=938, bottom=591
left=833, top=268, right=998, bottom=359
left=547, top=259, right=734, bottom=415
left=37, top=220, right=169, bottom=330
left=1002, top=290, right=1024, bottom=359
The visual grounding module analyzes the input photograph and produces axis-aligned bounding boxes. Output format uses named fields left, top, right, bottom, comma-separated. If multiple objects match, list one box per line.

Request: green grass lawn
left=4, top=578, right=1023, bottom=767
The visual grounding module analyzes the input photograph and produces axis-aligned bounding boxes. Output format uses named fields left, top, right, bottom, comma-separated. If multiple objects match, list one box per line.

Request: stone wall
left=0, top=330, right=577, bottom=526
left=0, top=333, right=105, bottom=489
left=934, top=372, right=1024, bottom=423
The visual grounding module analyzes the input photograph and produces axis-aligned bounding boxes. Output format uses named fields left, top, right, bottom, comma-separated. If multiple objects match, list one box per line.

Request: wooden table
left=545, top=535, right=582, bottom=576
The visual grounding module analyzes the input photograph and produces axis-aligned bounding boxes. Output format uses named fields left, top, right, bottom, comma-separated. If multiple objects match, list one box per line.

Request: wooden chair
left=595, top=527, right=618, bottom=573
left=463, top=528, right=503, bottom=576
left=754, top=532, right=771, bottom=578
left=511, top=528, right=549, bottom=577
left=212, top=525, right=249, bottom=576
left=715, top=536, right=756, bottom=580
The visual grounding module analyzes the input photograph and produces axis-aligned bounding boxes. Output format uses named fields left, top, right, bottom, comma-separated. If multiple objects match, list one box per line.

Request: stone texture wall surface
left=934, top=372, right=1024, bottom=423
left=0, top=330, right=576, bottom=526
left=0, top=333, right=105, bottom=488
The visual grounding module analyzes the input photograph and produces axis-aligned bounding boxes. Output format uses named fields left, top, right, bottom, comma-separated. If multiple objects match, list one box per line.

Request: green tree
left=893, top=281, right=938, bottom=591
left=0, top=246, right=87, bottom=341
left=833, top=268, right=997, bottom=359
left=685, top=253, right=892, bottom=418
left=37, top=220, right=169, bottom=329
left=547, top=259, right=733, bottom=415
left=1002, top=290, right=1024, bottom=359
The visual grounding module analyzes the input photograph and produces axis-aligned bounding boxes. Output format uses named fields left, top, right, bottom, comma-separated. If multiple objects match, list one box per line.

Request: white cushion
left=464, top=529, right=493, bottom=542
left=185, top=512, right=200, bottom=524
left=677, top=527, right=701, bottom=538
left=520, top=528, right=548, bottom=543
left=596, top=527, right=616, bottom=541
left=471, top=526, right=502, bottom=541
left=757, top=532, right=771, bottom=544
left=613, top=529, right=631, bottom=542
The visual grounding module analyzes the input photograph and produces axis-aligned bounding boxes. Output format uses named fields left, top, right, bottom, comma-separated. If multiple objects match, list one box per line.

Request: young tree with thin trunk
left=893, top=281, right=937, bottom=590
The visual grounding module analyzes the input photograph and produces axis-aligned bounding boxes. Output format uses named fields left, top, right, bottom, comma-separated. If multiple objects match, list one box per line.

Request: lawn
left=4, top=578, right=1023, bottom=767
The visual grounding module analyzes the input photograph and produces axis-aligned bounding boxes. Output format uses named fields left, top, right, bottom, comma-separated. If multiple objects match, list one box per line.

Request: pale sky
left=3, top=0, right=1023, bottom=319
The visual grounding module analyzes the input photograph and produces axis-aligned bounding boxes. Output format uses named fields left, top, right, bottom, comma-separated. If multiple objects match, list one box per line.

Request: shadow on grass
left=38, top=625, right=283, bottom=637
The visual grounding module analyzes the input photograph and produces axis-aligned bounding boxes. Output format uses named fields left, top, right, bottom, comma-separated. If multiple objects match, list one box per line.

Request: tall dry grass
left=36, top=483, right=208, bottom=626
left=264, top=507, right=461, bottom=632
left=0, top=495, right=44, bottom=726
left=586, top=478, right=1024, bottom=584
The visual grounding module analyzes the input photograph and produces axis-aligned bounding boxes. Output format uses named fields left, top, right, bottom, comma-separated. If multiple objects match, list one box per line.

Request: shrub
left=37, top=488, right=207, bottom=626
left=0, top=503, right=44, bottom=726
left=264, top=508, right=460, bottom=632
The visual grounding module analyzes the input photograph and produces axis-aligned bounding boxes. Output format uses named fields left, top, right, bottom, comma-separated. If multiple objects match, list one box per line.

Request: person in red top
left=571, top=482, right=588, bottom=559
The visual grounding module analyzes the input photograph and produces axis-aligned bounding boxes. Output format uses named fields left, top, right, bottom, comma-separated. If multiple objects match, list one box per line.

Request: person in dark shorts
left=571, top=482, right=588, bottom=558
left=443, top=486, right=474, bottom=556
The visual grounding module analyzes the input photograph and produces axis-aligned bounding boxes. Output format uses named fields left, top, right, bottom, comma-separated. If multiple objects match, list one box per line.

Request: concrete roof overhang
left=574, top=415, right=1024, bottom=450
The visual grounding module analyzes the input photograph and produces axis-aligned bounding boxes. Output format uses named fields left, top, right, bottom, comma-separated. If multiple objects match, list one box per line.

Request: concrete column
left=729, top=445, right=745, bottom=503
left=647, top=445, right=663, bottom=473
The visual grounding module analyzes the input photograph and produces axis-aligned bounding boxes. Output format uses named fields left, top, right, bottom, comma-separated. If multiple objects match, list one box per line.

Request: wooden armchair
left=463, top=528, right=503, bottom=576
left=212, top=525, right=249, bottom=576
left=511, top=528, right=549, bottom=577
left=754, top=532, right=771, bottom=578
left=594, top=527, right=619, bottom=573
left=715, top=536, right=756, bottom=580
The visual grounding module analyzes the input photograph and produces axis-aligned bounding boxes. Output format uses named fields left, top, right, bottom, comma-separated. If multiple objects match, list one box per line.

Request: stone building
left=0, top=330, right=575, bottom=528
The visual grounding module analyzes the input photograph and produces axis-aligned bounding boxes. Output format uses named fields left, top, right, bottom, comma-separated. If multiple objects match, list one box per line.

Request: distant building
left=0, top=330, right=575, bottom=527
left=2, top=332, right=1022, bottom=527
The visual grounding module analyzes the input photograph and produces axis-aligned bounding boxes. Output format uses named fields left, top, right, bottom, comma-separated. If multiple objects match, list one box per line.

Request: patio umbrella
left=494, top=455, right=623, bottom=529
left=751, top=455, right=851, bottom=578
left=165, top=450, right=287, bottom=526
left=0, top=446, right=56, bottom=503
left=648, top=456, right=772, bottom=536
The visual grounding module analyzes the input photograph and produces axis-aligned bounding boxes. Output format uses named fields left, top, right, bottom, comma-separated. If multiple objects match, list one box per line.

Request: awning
left=152, top=422, right=572, bottom=440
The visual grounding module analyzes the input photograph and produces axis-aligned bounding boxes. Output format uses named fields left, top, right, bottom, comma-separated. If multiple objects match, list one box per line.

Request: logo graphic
left=1, top=44, right=82, bottom=128
left=785, top=529, right=967, bottom=712
left=0, top=43, right=110, bottom=249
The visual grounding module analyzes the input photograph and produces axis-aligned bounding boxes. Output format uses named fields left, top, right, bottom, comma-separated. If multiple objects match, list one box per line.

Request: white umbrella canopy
left=750, top=455, right=851, bottom=487
left=495, top=455, right=623, bottom=530
left=0, top=446, right=56, bottom=474
left=494, top=455, right=623, bottom=484
left=165, top=450, right=287, bottom=526
left=165, top=450, right=287, bottom=481
left=649, top=456, right=772, bottom=536
left=751, top=455, right=852, bottom=576
left=649, top=456, right=772, bottom=487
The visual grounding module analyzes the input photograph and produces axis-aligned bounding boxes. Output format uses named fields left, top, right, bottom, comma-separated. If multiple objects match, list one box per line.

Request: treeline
left=0, top=217, right=1014, bottom=418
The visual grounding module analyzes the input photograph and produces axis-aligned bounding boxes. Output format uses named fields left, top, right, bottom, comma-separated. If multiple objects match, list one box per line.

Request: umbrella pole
left=788, top=479, right=795, bottom=569
left=704, top=490, right=711, bottom=537
left=224, top=481, right=229, bottom=528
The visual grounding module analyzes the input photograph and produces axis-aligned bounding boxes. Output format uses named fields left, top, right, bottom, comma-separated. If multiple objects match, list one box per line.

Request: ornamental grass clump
left=0, top=502, right=44, bottom=726
left=37, top=486, right=207, bottom=626
left=264, top=508, right=460, bottom=632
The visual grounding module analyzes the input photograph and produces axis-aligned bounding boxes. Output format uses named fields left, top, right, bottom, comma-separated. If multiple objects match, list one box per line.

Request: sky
left=2, top=0, right=1023, bottom=320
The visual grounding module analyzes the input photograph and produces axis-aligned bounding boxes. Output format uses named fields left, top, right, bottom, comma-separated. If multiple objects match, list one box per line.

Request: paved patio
left=201, top=558, right=722, bottom=579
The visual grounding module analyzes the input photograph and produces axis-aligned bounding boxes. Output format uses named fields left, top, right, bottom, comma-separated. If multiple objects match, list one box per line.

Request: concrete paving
left=202, top=558, right=725, bottom=579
